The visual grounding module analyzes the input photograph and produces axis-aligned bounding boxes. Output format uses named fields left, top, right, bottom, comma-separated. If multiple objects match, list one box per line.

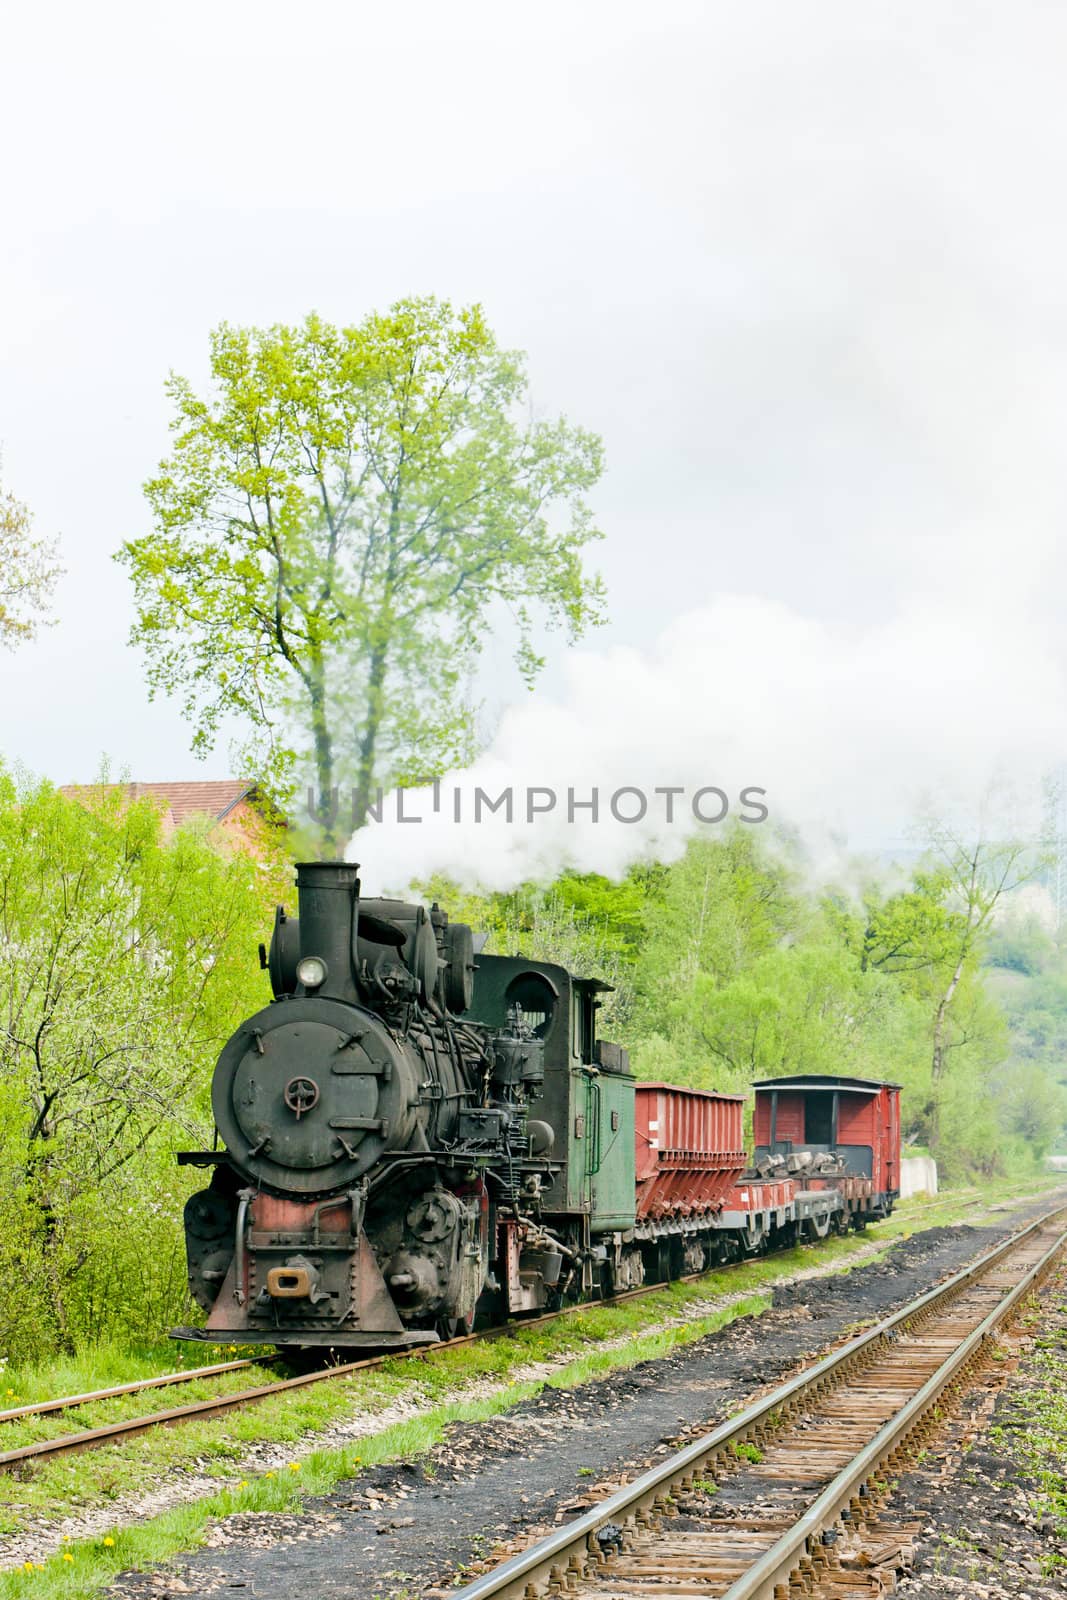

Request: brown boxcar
left=634, top=1082, right=747, bottom=1220
left=752, top=1073, right=901, bottom=1209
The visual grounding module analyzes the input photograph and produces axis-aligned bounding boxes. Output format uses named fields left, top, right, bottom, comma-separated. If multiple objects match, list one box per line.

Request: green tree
left=918, top=823, right=1032, bottom=1096
left=858, top=870, right=964, bottom=976
left=0, top=770, right=277, bottom=1356
left=0, top=475, right=61, bottom=646
left=992, top=1061, right=1066, bottom=1160
left=985, top=913, right=1055, bottom=977
left=415, top=869, right=648, bottom=1034
left=631, top=835, right=797, bottom=1017
left=119, top=299, right=605, bottom=841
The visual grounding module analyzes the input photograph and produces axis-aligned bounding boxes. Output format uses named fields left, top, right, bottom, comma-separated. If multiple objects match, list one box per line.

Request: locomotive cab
left=466, top=957, right=637, bottom=1308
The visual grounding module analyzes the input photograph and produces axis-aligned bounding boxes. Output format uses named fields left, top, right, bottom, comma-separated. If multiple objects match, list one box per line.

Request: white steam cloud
left=349, top=591, right=1065, bottom=895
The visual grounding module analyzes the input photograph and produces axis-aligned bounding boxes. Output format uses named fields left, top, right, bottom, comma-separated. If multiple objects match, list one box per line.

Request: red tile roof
left=60, top=780, right=257, bottom=824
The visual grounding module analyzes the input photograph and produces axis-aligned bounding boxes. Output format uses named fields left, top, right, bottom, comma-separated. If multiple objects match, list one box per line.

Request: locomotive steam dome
left=211, top=997, right=418, bottom=1194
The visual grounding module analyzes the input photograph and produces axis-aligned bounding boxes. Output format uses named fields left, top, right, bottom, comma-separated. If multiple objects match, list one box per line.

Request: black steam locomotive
left=176, top=860, right=627, bottom=1352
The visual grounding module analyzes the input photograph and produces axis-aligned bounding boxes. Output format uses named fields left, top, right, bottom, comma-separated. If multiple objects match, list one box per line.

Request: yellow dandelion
left=22, top=1562, right=32, bottom=1573
left=265, top=1470, right=276, bottom=1479
left=102, top=1536, right=115, bottom=1547
left=288, top=1462, right=300, bottom=1472
left=63, top=1551, right=74, bottom=1562
left=228, top=1344, right=238, bottom=1352
left=35, top=1564, right=44, bottom=1571
left=237, top=1480, right=248, bottom=1489
left=5, top=1389, right=13, bottom=1397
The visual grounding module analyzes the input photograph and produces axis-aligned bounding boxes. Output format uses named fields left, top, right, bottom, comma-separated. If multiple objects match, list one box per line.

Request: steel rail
left=718, top=1221, right=1067, bottom=1600
left=2, top=1188, right=1043, bottom=1472
left=0, top=1357, right=271, bottom=1426
left=0, top=1231, right=800, bottom=1469
left=446, top=1203, right=1067, bottom=1600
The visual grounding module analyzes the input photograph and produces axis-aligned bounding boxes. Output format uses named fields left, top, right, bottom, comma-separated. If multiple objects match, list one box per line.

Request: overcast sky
left=3, top=2, right=1066, bottom=850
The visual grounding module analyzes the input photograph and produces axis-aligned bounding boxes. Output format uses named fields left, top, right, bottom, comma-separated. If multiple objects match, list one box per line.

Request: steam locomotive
left=175, top=861, right=899, bottom=1354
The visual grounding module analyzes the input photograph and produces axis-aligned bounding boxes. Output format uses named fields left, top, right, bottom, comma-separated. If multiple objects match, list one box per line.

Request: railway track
left=0, top=1241, right=783, bottom=1471
left=0, top=1354, right=271, bottom=1427
left=0, top=1189, right=1039, bottom=1476
left=446, top=1204, right=1067, bottom=1600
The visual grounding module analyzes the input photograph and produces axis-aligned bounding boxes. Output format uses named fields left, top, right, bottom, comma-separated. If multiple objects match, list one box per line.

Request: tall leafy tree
left=919, top=822, right=1033, bottom=1093
left=119, top=299, right=605, bottom=839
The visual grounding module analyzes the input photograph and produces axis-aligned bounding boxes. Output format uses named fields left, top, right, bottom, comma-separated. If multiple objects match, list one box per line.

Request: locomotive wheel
left=435, top=1311, right=475, bottom=1342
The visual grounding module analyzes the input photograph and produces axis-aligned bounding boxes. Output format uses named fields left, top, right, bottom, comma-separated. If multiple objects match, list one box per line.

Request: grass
left=0, top=1362, right=275, bottom=1455
left=0, top=1340, right=261, bottom=1410
left=729, top=1440, right=763, bottom=1464
left=0, top=1175, right=1060, bottom=1598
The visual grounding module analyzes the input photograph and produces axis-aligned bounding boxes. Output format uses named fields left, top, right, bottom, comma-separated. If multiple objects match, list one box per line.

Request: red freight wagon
left=751, top=1074, right=901, bottom=1211
left=634, top=1082, right=747, bottom=1221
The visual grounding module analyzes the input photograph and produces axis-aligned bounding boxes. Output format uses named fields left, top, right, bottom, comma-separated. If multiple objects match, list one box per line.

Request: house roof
left=60, top=780, right=257, bottom=825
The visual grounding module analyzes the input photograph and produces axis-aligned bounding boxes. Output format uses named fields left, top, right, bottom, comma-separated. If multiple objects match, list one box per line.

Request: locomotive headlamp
left=296, top=955, right=328, bottom=990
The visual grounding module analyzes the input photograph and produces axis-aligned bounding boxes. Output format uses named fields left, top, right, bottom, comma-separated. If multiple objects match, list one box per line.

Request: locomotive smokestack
left=294, top=861, right=361, bottom=1003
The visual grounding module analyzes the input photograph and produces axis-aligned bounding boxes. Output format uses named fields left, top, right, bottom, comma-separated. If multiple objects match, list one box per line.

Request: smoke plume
left=350, top=590, right=1064, bottom=895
